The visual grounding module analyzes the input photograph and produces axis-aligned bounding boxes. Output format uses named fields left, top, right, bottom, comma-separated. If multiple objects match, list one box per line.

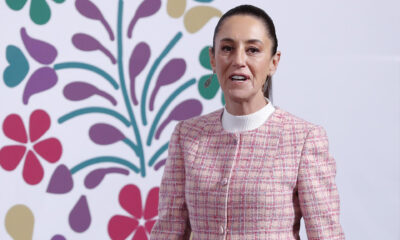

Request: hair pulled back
left=211, top=5, right=278, bottom=99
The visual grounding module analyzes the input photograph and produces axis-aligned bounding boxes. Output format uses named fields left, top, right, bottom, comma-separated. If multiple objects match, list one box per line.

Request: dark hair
left=211, top=5, right=278, bottom=99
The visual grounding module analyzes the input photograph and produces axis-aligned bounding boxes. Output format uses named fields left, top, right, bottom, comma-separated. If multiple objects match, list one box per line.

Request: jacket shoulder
left=178, top=108, right=223, bottom=136
left=274, top=107, right=329, bottom=153
left=275, top=107, right=322, bottom=134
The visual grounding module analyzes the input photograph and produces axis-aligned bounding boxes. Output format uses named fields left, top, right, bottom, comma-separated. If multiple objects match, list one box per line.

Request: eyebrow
left=220, top=38, right=263, bottom=44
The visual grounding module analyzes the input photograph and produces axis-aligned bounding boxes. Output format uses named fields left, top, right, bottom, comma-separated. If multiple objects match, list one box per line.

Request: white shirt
left=222, top=99, right=275, bottom=133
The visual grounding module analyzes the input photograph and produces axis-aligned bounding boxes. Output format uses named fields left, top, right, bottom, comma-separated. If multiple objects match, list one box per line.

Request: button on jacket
left=151, top=107, right=345, bottom=240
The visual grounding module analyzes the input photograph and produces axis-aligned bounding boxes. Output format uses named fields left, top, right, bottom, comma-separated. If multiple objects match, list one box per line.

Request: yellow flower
left=166, top=0, right=222, bottom=33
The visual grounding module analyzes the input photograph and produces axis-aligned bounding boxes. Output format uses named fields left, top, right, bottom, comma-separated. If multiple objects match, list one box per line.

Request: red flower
left=108, top=184, right=159, bottom=240
left=0, top=110, right=62, bottom=185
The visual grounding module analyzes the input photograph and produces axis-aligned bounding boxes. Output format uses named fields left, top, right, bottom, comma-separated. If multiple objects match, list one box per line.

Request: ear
left=268, top=51, right=281, bottom=75
left=209, top=47, right=216, bottom=72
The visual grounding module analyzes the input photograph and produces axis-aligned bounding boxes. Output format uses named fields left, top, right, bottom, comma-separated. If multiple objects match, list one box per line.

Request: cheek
left=256, top=59, right=270, bottom=78
left=215, top=55, right=227, bottom=66
left=215, top=57, right=230, bottom=75
left=249, top=62, right=266, bottom=81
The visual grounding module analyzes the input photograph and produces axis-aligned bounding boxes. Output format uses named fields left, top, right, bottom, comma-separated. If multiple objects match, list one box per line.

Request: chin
left=224, top=87, right=263, bottom=103
left=225, top=92, right=253, bottom=103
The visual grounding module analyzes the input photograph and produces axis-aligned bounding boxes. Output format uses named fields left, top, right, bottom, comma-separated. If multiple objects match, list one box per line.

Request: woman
left=151, top=4, right=344, bottom=240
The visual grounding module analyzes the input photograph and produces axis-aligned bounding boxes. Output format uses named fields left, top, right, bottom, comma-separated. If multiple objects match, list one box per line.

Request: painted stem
left=148, top=142, right=169, bottom=167
left=122, top=138, right=140, bottom=157
left=140, top=32, right=183, bottom=125
left=147, top=78, right=195, bottom=145
left=58, top=107, right=131, bottom=127
left=70, top=156, right=140, bottom=174
left=117, top=0, right=146, bottom=177
left=54, top=62, right=119, bottom=89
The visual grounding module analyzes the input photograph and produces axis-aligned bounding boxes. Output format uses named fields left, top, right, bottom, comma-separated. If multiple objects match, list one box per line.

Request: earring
left=204, top=71, right=215, bottom=88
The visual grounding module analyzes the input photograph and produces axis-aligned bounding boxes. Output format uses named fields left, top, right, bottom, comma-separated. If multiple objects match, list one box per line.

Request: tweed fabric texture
left=150, top=108, right=344, bottom=240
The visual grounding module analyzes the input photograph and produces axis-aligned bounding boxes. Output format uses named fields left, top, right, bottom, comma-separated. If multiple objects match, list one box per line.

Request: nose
left=232, top=48, right=246, bottom=67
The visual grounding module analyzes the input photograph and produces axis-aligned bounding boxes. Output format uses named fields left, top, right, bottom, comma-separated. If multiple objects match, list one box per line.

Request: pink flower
left=0, top=109, right=62, bottom=185
left=108, top=184, right=159, bottom=240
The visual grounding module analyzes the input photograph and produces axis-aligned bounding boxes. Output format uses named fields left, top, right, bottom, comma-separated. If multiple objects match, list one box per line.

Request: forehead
left=216, top=15, right=269, bottom=42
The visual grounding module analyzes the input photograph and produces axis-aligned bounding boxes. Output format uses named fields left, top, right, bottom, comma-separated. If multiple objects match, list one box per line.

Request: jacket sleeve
left=150, top=121, right=191, bottom=240
left=297, top=126, right=345, bottom=240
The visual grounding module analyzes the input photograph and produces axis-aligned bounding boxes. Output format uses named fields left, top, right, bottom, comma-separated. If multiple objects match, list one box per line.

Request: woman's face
left=210, top=15, right=280, bottom=107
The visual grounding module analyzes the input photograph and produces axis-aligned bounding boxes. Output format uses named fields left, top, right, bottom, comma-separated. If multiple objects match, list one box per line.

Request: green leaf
left=30, top=0, right=51, bottom=25
left=198, top=74, right=219, bottom=99
left=6, top=0, right=27, bottom=10
left=199, top=46, right=212, bottom=70
left=4, top=45, right=29, bottom=88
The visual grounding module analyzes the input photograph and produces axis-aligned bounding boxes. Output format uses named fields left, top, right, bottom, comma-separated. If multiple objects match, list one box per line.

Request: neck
left=224, top=92, right=267, bottom=116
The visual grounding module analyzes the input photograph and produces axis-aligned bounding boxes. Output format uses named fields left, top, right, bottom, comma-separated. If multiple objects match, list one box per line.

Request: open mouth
left=230, top=74, right=249, bottom=82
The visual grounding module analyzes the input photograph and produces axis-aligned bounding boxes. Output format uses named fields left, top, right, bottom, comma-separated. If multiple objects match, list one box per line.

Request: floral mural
left=0, top=0, right=222, bottom=239
left=0, top=110, right=62, bottom=185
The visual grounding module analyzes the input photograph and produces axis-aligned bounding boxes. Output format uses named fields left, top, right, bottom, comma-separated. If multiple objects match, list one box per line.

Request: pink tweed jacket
left=151, top=107, right=344, bottom=240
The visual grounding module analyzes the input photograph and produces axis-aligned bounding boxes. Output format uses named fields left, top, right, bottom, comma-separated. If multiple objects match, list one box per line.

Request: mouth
left=229, top=73, right=250, bottom=82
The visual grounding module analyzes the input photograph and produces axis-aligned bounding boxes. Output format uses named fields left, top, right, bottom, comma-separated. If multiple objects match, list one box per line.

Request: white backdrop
left=0, top=0, right=399, bottom=239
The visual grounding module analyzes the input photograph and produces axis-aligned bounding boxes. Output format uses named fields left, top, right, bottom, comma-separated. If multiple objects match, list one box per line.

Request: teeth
left=231, top=75, right=246, bottom=81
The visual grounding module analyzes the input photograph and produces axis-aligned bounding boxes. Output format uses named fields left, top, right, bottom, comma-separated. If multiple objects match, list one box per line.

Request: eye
left=221, top=45, right=233, bottom=52
left=247, top=47, right=259, bottom=54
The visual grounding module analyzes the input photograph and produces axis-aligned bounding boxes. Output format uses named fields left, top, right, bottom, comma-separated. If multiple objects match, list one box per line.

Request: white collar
left=222, top=98, right=275, bottom=133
